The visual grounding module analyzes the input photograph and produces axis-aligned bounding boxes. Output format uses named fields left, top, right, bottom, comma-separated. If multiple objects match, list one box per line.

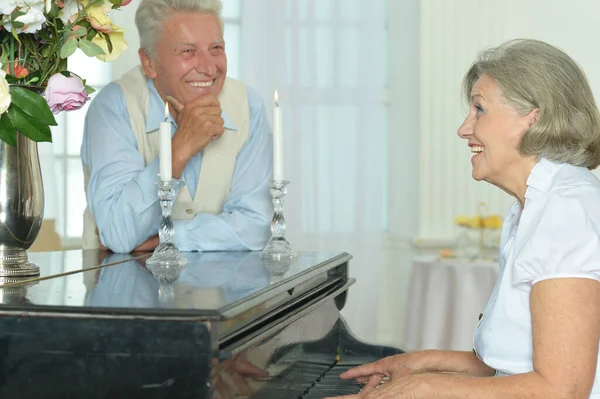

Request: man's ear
left=139, top=48, right=157, bottom=79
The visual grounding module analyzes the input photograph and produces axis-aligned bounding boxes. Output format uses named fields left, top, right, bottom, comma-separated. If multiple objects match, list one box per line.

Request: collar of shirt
left=144, top=79, right=237, bottom=132
left=524, top=157, right=564, bottom=202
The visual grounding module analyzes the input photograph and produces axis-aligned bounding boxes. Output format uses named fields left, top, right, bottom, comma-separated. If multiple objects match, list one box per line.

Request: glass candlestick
left=262, top=180, right=297, bottom=260
left=146, top=178, right=188, bottom=273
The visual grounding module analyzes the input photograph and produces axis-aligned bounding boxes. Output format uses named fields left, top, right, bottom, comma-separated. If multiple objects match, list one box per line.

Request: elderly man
left=81, top=0, right=273, bottom=253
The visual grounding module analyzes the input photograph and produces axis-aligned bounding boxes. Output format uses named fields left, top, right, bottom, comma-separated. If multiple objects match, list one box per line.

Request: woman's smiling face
left=457, top=74, right=538, bottom=188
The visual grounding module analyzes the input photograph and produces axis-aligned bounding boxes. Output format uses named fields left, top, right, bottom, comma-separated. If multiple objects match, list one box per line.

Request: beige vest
left=82, top=66, right=249, bottom=249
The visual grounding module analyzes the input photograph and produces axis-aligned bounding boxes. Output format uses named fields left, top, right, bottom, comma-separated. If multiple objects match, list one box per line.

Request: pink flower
left=121, top=0, right=132, bottom=5
left=42, top=73, right=89, bottom=114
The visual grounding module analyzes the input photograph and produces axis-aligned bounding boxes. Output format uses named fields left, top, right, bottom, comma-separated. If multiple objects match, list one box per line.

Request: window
left=222, top=0, right=242, bottom=79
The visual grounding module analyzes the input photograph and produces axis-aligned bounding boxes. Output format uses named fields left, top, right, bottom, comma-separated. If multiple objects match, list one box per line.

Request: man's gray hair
left=135, top=0, right=223, bottom=59
left=463, top=39, right=600, bottom=169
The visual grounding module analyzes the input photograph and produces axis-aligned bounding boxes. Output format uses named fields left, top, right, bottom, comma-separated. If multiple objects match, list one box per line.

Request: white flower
left=58, top=0, right=80, bottom=25
left=0, top=65, right=11, bottom=115
left=2, top=0, right=47, bottom=34
left=0, top=0, right=21, bottom=15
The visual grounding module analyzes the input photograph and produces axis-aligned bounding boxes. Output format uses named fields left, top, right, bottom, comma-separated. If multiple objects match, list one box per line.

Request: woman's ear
left=139, top=49, right=158, bottom=79
left=528, top=108, right=540, bottom=127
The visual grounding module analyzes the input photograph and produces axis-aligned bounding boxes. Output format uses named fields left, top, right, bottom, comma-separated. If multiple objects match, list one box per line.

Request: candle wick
left=275, top=102, right=279, bottom=107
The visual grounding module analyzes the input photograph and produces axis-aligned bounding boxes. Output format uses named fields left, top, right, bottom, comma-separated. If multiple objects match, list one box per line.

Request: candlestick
left=159, top=103, right=172, bottom=181
left=146, top=178, right=187, bottom=272
left=261, top=180, right=296, bottom=260
left=273, top=90, right=284, bottom=181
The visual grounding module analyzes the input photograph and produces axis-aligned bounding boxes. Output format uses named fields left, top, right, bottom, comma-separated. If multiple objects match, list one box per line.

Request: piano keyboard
left=251, top=362, right=387, bottom=398
left=301, top=365, right=363, bottom=398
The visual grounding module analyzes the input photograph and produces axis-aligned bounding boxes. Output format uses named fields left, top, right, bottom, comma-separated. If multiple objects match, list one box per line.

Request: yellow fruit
left=454, top=215, right=469, bottom=227
left=483, top=215, right=502, bottom=229
left=468, top=216, right=483, bottom=229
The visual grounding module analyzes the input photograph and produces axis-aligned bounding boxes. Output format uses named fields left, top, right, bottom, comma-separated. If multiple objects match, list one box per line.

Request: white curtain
left=241, top=0, right=390, bottom=342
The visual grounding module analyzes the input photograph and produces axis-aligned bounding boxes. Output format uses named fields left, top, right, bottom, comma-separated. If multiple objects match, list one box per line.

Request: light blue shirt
left=81, top=79, right=273, bottom=253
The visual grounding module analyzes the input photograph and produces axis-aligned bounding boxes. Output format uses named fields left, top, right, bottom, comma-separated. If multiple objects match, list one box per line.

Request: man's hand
left=132, top=235, right=159, bottom=252
left=96, top=227, right=158, bottom=253
left=167, top=94, right=225, bottom=179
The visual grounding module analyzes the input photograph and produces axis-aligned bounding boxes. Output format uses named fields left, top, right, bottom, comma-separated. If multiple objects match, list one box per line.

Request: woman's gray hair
left=135, top=0, right=223, bottom=59
left=463, top=39, right=600, bottom=169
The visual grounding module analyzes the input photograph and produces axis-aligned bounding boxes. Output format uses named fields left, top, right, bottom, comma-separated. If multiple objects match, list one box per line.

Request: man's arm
left=82, top=83, right=164, bottom=253
left=172, top=88, right=273, bottom=251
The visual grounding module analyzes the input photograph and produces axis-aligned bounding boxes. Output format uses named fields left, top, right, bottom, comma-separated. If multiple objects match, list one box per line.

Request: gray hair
left=135, top=0, right=223, bottom=59
left=463, top=39, right=600, bottom=169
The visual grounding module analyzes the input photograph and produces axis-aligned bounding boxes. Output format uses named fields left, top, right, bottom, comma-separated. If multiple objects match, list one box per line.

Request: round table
left=403, top=255, right=498, bottom=352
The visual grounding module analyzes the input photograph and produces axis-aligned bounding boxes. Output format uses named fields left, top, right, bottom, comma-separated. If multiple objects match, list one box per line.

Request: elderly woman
left=328, top=39, right=600, bottom=399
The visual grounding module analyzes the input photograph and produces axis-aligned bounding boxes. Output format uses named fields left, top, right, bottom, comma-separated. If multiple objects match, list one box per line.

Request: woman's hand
left=339, top=350, right=493, bottom=387
left=337, top=353, right=425, bottom=388
left=326, top=374, right=438, bottom=399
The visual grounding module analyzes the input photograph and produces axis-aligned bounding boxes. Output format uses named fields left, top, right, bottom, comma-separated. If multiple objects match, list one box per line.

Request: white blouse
left=473, top=158, right=600, bottom=397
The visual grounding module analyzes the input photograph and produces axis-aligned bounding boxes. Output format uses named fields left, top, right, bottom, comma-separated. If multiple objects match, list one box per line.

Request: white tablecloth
left=403, top=255, right=498, bottom=352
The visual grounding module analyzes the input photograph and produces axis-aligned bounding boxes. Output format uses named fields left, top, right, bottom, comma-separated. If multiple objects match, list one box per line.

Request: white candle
left=273, top=90, right=284, bottom=181
left=159, top=103, right=172, bottom=181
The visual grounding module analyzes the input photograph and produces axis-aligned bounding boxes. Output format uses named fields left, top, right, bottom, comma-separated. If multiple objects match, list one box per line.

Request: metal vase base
left=0, top=249, right=40, bottom=277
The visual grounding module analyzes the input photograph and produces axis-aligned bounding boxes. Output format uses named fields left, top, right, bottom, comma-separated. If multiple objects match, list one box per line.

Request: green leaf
left=104, top=33, right=113, bottom=54
left=6, top=106, right=52, bottom=143
left=9, top=86, right=57, bottom=126
left=59, top=58, right=68, bottom=72
left=10, top=28, right=20, bottom=43
left=78, top=39, right=104, bottom=57
left=60, top=37, right=78, bottom=59
left=0, top=113, right=17, bottom=147
left=47, top=1, right=59, bottom=18
left=41, top=46, right=52, bottom=58
left=75, top=27, right=88, bottom=37
left=10, top=10, right=25, bottom=20
left=84, top=85, right=96, bottom=95
left=37, top=28, right=51, bottom=41
left=10, top=10, right=25, bottom=29
left=10, top=10, right=25, bottom=23
left=4, top=75, right=18, bottom=84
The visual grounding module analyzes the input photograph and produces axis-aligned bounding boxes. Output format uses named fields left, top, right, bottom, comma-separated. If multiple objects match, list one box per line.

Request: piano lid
left=1, top=251, right=352, bottom=322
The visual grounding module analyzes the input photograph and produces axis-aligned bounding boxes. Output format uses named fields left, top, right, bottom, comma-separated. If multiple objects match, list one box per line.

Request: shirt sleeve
left=513, top=196, right=600, bottom=289
left=171, top=86, right=273, bottom=251
left=81, top=83, right=166, bottom=253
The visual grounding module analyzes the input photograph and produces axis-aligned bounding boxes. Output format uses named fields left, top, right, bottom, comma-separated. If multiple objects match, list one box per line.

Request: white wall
left=416, top=0, right=600, bottom=242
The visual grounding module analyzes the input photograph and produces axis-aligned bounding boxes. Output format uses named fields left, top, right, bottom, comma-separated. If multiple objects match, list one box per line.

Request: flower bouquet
left=0, top=0, right=130, bottom=145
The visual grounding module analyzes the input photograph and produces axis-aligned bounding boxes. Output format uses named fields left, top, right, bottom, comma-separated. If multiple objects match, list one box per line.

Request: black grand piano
left=0, top=250, right=402, bottom=398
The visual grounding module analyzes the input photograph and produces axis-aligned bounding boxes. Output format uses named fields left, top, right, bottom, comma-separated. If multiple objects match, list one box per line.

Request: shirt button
left=185, top=208, right=194, bottom=214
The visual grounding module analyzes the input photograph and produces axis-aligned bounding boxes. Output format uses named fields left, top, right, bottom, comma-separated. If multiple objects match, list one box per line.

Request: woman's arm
left=333, top=277, right=600, bottom=399
left=414, top=350, right=495, bottom=377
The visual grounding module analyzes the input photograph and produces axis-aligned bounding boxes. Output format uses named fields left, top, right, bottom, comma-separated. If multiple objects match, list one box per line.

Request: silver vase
left=0, top=132, right=44, bottom=276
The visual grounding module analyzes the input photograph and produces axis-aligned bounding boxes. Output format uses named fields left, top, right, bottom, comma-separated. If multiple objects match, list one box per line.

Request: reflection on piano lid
left=0, top=250, right=403, bottom=398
